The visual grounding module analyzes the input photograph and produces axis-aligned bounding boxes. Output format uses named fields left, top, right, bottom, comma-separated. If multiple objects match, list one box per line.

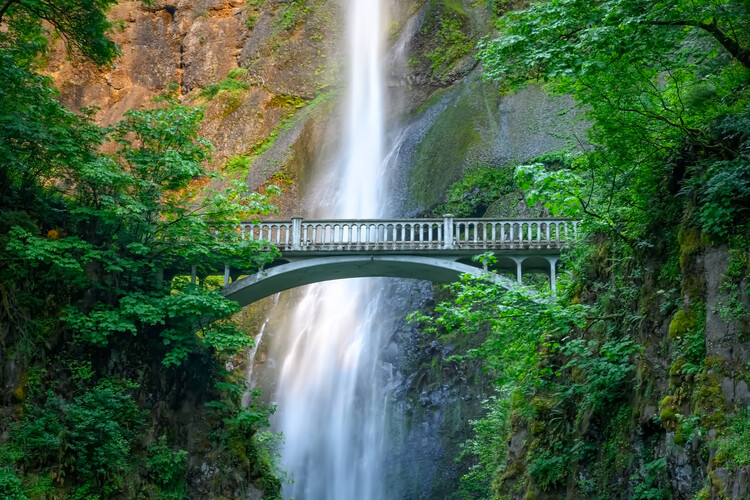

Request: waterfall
left=260, top=1, right=391, bottom=498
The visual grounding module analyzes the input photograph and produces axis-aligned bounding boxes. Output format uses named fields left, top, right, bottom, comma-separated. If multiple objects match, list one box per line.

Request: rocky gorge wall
left=40, top=0, right=607, bottom=498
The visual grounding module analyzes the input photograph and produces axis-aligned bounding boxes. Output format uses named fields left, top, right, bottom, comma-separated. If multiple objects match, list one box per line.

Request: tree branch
left=650, top=19, right=750, bottom=69
left=0, top=0, right=17, bottom=24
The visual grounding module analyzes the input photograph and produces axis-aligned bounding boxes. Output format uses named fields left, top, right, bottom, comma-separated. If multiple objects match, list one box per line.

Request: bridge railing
left=240, top=216, right=578, bottom=252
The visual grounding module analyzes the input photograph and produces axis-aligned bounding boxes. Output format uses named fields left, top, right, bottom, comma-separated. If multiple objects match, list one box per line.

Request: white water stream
left=263, top=1, right=392, bottom=498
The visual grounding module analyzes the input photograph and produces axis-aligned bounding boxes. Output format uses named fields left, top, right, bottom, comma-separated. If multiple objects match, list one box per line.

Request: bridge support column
left=291, top=217, right=302, bottom=250
left=443, top=214, right=454, bottom=250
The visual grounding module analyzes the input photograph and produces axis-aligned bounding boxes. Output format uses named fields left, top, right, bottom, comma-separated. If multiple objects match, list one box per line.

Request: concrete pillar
left=291, top=217, right=302, bottom=250
left=224, top=264, right=231, bottom=286
left=443, top=214, right=454, bottom=249
left=190, top=265, right=197, bottom=285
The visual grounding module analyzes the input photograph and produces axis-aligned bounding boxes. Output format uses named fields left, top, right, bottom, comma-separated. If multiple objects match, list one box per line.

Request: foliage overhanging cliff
left=412, top=1, right=750, bottom=498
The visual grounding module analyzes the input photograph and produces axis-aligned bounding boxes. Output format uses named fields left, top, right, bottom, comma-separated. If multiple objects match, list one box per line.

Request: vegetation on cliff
left=0, top=2, right=284, bottom=498
left=414, top=0, right=750, bottom=497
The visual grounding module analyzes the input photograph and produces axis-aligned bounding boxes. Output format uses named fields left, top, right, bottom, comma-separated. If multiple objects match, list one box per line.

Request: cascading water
left=262, top=1, right=393, bottom=498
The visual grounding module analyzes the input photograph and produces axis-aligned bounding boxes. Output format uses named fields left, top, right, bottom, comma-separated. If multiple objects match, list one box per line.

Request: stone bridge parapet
left=203, top=217, right=579, bottom=305
left=240, top=216, right=578, bottom=255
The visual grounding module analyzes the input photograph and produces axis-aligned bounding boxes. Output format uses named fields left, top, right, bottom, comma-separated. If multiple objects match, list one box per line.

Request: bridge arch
left=222, top=255, right=514, bottom=307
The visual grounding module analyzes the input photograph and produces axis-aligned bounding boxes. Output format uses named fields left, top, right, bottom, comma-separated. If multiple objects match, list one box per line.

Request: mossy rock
left=670, top=357, right=686, bottom=376
left=659, top=395, right=679, bottom=430
left=678, top=225, right=702, bottom=269
left=692, top=372, right=728, bottom=429
left=669, top=308, right=698, bottom=339
left=704, top=355, right=728, bottom=375
left=409, top=82, right=490, bottom=210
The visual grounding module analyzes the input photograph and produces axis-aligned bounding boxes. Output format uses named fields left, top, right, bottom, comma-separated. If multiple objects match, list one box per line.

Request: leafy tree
left=0, top=0, right=121, bottom=65
left=479, top=0, right=750, bottom=241
left=0, top=0, right=284, bottom=496
left=434, top=1, right=750, bottom=497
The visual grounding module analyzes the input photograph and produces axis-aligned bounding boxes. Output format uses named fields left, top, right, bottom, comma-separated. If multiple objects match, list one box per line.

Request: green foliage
left=631, top=458, right=670, bottom=500
left=198, top=68, right=251, bottom=101
left=0, top=0, right=119, bottom=66
left=412, top=239, right=651, bottom=496
left=274, top=0, right=309, bottom=32
left=66, top=380, right=144, bottom=487
left=410, top=271, right=641, bottom=494
left=479, top=0, right=750, bottom=244
left=0, top=5, right=283, bottom=495
left=205, top=381, right=283, bottom=497
left=434, top=165, right=515, bottom=217
left=456, top=397, right=510, bottom=499
left=717, top=240, right=750, bottom=322
left=555, top=338, right=640, bottom=412
left=0, top=467, right=27, bottom=500
left=2, top=97, right=278, bottom=365
left=421, top=0, right=474, bottom=77
left=479, top=0, right=750, bottom=89
left=515, top=157, right=582, bottom=218
left=527, top=447, right=568, bottom=491
left=714, top=407, right=750, bottom=470
left=10, top=380, right=144, bottom=495
left=147, top=437, right=188, bottom=498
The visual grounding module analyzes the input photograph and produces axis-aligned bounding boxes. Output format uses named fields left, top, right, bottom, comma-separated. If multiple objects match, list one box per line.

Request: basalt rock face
left=47, top=0, right=344, bottom=214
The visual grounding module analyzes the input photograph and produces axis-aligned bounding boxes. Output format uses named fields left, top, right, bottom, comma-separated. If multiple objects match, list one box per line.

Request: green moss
left=670, top=357, right=686, bottom=376
left=443, top=0, right=468, bottom=16
left=659, top=408, right=678, bottom=428
left=425, top=16, right=474, bottom=76
left=678, top=225, right=701, bottom=269
left=673, top=426, right=686, bottom=446
left=225, top=155, right=254, bottom=176
left=409, top=80, right=501, bottom=210
left=659, top=396, right=679, bottom=430
left=273, top=0, right=309, bottom=32
left=669, top=308, right=698, bottom=339
left=417, top=87, right=451, bottom=114
left=704, top=355, right=727, bottom=374
left=198, top=68, right=250, bottom=100
left=681, top=273, right=705, bottom=300
left=530, top=421, right=546, bottom=436
left=692, top=373, right=727, bottom=429
left=246, top=13, right=259, bottom=29
left=225, top=90, right=336, bottom=178
left=591, top=240, right=612, bottom=278
left=268, top=93, right=307, bottom=109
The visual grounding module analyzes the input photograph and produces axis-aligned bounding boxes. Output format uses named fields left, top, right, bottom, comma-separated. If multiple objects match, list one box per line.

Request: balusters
left=235, top=217, right=579, bottom=254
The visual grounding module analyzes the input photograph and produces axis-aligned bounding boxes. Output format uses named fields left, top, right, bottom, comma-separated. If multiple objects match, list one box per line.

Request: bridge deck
left=190, top=217, right=579, bottom=302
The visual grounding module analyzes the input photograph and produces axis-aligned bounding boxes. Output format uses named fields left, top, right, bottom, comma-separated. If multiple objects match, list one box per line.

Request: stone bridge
left=209, top=216, right=578, bottom=306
